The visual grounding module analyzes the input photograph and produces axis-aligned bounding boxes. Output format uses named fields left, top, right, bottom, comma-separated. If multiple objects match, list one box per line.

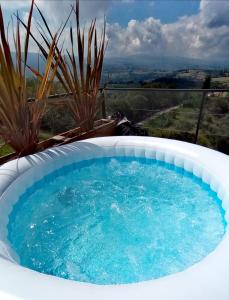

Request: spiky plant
left=21, top=0, right=106, bottom=132
left=0, top=0, right=58, bottom=156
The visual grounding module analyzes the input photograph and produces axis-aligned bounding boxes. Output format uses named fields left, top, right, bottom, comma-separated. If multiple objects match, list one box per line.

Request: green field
left=143, top=95, right=229, bottom=154
left=0, top=142, right=13, bottom=157
left=103, top=85, right=229, bottom=154
left=1, top=77, right=229, bottom=159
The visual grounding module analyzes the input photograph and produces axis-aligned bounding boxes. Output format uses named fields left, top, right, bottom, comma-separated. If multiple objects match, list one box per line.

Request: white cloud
left=1, top=0, right=109, bottom=23
left=200, top=0, right=229, bottom=28
left=0, top=1, right=30, bottom=10
left=106, top=0, right=229, bottom=60
left=107, top=17, right=166, bottom=56
left=2, top=0, right=109, bottom=53
left=2, top=0, right=229, bottom=61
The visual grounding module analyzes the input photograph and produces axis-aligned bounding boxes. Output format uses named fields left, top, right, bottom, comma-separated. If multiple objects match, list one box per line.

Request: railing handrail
left=131, top=108, right=228, bottom=116
left=101, top=87, right=229, bottom=144
left=27, top=87, right=228, bottom=146
left=28, top=88, right=229, bottom=102
left=102, top=87, right=229, bottom=92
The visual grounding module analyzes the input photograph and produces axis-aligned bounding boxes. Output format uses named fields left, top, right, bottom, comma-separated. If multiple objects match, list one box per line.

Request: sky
left=108, top=1, right=200, bottom=25
left=1, top=0, right=229, bottom=61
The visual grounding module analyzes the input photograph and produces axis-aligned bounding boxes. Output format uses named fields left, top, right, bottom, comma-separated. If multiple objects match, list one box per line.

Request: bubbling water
left=8, top=157, right=226, bottom=284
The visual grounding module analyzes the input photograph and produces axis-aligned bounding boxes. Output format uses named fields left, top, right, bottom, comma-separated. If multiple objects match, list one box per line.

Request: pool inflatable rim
left=0, top=136, right=229, bottom=300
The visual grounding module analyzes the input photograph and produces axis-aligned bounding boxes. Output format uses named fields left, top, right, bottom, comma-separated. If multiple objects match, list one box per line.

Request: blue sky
left=1, top=0, right=229, bottom=60
left=108, top=0, right=200, bottom=25
left=2, top=0, right=201, bottom=26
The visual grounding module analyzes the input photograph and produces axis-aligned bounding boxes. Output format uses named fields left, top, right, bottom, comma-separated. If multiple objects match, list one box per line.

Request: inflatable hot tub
left=0, top=136, right=229, bottom=300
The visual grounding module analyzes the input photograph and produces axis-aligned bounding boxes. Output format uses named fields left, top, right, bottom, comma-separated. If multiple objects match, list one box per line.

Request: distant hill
left=105, top=55, right=229, bottom=71
left=13, top=52, right=229, bottom=78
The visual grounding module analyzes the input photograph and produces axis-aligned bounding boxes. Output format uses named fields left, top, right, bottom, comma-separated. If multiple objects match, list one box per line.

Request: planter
left=0, top=119, right=117, bottom=165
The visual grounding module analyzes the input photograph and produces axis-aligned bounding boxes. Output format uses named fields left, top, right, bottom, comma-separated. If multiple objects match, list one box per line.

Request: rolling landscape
left=1, top=55, right=229, bottom=157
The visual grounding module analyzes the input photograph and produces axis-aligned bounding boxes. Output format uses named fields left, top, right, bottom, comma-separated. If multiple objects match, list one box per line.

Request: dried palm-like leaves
left=0, top=0, right=58, bottom=156
left=23, top=0, right=106, bottom=132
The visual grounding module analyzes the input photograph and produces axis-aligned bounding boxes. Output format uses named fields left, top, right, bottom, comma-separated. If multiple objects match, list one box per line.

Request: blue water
left=8, top=157, right=226, bottom=284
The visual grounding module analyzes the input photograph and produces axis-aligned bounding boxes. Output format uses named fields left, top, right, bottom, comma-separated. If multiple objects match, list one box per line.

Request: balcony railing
left=101, top=87, right=229, bottom=154
left=27, top=87, right=229, bottom=155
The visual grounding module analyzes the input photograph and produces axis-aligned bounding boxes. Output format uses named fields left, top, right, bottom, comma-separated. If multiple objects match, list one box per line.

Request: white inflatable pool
left=0, top=136, right=229, bottom=300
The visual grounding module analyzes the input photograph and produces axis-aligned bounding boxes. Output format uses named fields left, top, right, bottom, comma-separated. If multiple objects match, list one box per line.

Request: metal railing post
left=194, top=91, right=207, bottom=144
left=101, top=87, right=107, bottom=119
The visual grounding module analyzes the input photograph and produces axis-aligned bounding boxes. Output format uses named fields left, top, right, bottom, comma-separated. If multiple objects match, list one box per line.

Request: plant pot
left=0, top=119, right=117, bottom=165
